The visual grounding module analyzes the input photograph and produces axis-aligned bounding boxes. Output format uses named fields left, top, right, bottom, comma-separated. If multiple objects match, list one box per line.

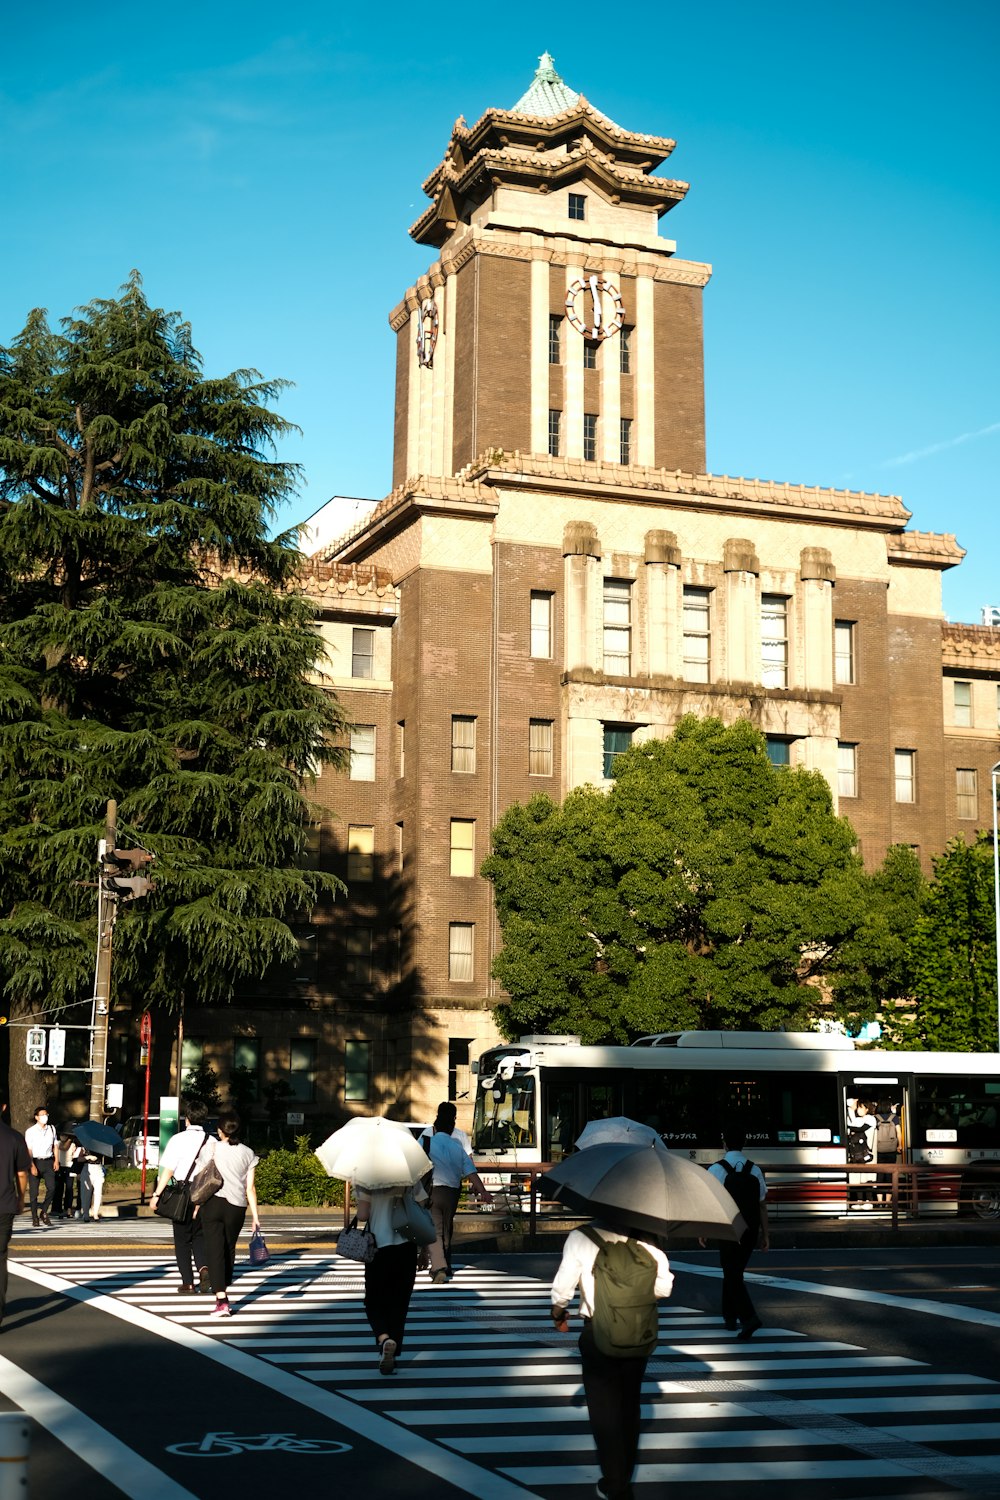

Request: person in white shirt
left=150, top=1103, right=216, bottom=1293
left=355, top=1181, right=431, bottom=1375
left=420, top=1103, right=493, bottom=1283
left=846, top=1097, right=878, bottom=1209
left=706, top=1123, right=769, bottom=1337
left=24, top=1106, right=57, bottom=1227
left=551, top=1223, right=673, bottom=1500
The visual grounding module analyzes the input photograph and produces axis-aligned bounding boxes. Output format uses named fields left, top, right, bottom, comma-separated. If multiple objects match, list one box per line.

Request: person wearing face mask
left=24, top=1105, right=57, bottom=1228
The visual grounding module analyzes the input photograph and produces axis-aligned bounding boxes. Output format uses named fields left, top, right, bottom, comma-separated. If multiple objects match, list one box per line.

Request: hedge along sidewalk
left=103, top=1136, right=345, bottom=1210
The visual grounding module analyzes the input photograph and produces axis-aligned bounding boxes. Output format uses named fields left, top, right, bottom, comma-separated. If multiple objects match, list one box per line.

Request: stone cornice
left=299, top=560, right=398, bottom=600
left=887, top=531, right=965, bottom=569
left=942, top=623, right=1000, bottom=668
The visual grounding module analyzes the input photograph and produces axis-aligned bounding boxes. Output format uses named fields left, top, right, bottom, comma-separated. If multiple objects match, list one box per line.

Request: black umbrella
left=71, top=1121, right=126, bottom=1160
left=540, top=1140, right=745, bottom=1241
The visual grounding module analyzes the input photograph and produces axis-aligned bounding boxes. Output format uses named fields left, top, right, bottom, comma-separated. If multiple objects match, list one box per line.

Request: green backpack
left=583, top=1227, right=659, bottom=1359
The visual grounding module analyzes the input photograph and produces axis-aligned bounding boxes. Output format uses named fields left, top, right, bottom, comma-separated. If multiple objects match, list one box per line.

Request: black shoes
left=378, top=1338, right=397, bottom=1375
left=735, top=1319, right=762, bottom=1340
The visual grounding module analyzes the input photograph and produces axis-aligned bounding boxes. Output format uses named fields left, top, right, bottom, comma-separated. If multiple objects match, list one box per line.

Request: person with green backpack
left=551, top=1221, right=674, bottom=1500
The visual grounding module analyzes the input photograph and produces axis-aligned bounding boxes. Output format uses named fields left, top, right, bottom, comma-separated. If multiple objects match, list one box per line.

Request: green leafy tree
left=0, top=273, right=346, bottom=1121
left=483, top=716, right=891, bottom=1042
left=907, top=833, right=998, bottom=1051
left=181, top=1061, right=224, bottom=1113
left=827, top=842, right=927, bottom=1030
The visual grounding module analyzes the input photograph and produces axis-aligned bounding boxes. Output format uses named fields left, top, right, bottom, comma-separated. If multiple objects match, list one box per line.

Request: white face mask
left=37, top=1116, right=48, bottom=1127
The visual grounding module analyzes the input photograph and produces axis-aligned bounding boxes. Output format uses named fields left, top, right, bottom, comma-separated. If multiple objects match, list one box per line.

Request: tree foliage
left=0, top=273, right=346, bottom=1045
left=483, top=716, right=905, bottom=1042
left=905, top=833, right=998, bottom=1051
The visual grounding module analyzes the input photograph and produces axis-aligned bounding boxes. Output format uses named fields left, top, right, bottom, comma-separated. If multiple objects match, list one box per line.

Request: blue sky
left=2, top=1, right=997, bottom=623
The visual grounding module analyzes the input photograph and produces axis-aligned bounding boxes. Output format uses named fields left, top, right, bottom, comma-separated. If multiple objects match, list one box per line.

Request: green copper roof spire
left=510, top=52, right=580, bottom=117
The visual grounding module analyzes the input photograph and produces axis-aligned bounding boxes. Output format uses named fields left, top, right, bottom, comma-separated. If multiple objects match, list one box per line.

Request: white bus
left=471, top=1031, right=1000, bottom=1217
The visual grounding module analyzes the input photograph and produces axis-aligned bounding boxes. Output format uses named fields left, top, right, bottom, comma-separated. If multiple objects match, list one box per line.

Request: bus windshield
left=472, top=1078, right=537, bottom=1152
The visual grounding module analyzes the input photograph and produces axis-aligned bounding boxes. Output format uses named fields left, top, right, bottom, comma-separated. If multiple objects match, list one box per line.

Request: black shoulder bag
left=154, top=1136, right=208, bottom=1224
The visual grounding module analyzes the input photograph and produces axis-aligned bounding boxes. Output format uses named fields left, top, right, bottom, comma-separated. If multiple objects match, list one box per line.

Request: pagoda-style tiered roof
left=411, top=53, right=689, bottom=247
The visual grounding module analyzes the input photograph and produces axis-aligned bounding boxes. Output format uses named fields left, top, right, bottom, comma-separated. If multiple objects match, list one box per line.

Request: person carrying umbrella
left=71, top=1120, right=125, bottom=1223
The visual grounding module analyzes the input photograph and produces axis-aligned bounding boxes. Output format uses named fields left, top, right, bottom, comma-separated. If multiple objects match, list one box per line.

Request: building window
left=619, top=417, right=632, bottom=466
left=954, top=681, right=972, bottom=727
left=449, top=923, right=474, bottom=982
left=343, top=926, right=373, bottom=985
left=397, top=720, right=405, bottom=777
left=603, top=578, right=631, bottom=674
left=548, top=409, right=561, bottom=457
left=834, top=620, right=855, bottom=685
left=620, top=327, right=632, bottom=375
left=288, top=1038, right=316, bottom=1102
left=181, top=1037, right=204, bottom=1078
left=232, top=1038, right=260, bottom=1099
left=894, top=749, right=916, bottom=803
left=530, top=591, right=553, bottom=658
left=765, top=736, right=793, bottom=768
left=838, top=742, right=857, bottom=798
left=351, top=627, right=375, bottom=679
left=349, top=724, right=375, bottom=781
left=583, top=340, right=598, bottom=370
left=347, top=824, right=374, bottom=883
left=529, top=718, right=554, bottom=776
left=682, top=586, right=712, bottom=683
left=583, top=412, right=598, bottom=462
left=450, top=819, right=476, bottom=877
left=568, top=192, right=586, bottom=221
left=603, top=724, right=634, bottom=779
left=344, top=1040, right=371, bottom=1103
left=548, top=314, right=562, bottom=365
left=451, top=715, right=476, bottom=773
left=395, top=821, right=404, bottom=874
left=956, top=768, right=978, bottom=820
left=761, top=594, right=789, bottom=689
left=448, top=1038, right=472, bottom=1102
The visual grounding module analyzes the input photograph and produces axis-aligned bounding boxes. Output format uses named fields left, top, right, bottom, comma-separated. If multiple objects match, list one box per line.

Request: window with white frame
left=838, top=742, right=858, bottom=798
left=761, top=595, right=789, bottom=688
left=568, top=192, right=586, bottom=221
left=351, top=627, right=375, bottom=679
left=529, top=718, right=554, bottom=776
left=530, top=591, right=553, bottom=658
left=954, top=681, right=972, bottom=727
left=834, top=620, right=856, bottom=685
left=548, top=409, right=561, bottom=457
left=349, top=725, right=375, bottom=781
left=894, top=749, right=916, bottom=803
left=956, top=767, right=978, bottom=819
left=344, top=1040, right=371, bottom=1103
left=619, top=417, right=632, bottom=466
left=451, top=715, right=476, bottom=773
left=448, top=923, right=474, bottom=982
left=347, top=825, right=374, bottom=882
left=603, top=578, right=631, bottom=674
left=682, top=586, right=712, bottom=683
left=450, top=819, right=475, bottom=877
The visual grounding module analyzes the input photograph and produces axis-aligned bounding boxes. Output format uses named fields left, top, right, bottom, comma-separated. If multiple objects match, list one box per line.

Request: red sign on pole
left=139, top=1012, right=153, bottom=1203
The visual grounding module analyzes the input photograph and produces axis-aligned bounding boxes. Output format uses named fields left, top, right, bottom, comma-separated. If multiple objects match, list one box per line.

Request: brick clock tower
left=390, top=53, right=710, bottom=487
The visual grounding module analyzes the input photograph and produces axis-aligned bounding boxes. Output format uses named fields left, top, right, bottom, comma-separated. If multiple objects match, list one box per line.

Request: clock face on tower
left=416, top=296, right=439, bottom=368
left=565, top=275, right=625, bottom=341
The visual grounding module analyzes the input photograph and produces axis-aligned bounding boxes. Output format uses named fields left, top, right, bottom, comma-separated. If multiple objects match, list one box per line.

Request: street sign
left=26, top=1028, right=45, bottom=1067
left=286, top=1112, right=305, bottom=1125
left=47, top=1027, right=66, bottom=1068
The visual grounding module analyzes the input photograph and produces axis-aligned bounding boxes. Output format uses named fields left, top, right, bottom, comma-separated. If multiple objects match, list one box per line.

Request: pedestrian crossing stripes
left=14, top=1252, right=1000, bottom=1498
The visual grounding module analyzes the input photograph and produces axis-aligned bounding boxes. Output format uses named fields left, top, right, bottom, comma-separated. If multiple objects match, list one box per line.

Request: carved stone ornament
left=564, top=274, right=625, bottom=340
left=416, top=296, right=439, bottom=368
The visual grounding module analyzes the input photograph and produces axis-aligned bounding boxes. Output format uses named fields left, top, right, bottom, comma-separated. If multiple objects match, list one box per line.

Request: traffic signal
left=26, top=1028, right=45, bottom=1067
left=102, top=846, right=156, bottom=901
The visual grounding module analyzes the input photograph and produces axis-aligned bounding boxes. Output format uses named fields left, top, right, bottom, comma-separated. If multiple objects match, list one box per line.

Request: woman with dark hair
left=355, top=1181, right=430, bottom=1375
left=420, top=1102, right=492, bottom=1283
left=197, top=1114, right=260, bottom=1318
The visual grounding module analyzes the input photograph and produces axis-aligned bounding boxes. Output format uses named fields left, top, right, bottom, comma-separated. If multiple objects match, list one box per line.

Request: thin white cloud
left=882, top=421, right=1000, bottom=468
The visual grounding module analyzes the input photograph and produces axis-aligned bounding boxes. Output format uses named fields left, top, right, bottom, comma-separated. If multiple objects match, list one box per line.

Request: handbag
left=248, top=1228, right=270, bottom=1266
left=337, top=1216, right=376, bottom=1263
left=153, top=1135, right=208, bottom=1223
left=392, top=1189, right=436, bottom=1247
left=189, top=1157, right=224, bottom=1207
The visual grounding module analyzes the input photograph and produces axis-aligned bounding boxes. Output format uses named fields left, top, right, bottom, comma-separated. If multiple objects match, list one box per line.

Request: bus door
left=543, top=1073, right=623, bottom=1162
left=843, top=1074, right=909, bottom=1155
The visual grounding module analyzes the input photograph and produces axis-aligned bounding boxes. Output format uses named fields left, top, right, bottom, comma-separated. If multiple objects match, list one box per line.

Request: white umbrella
left=576, top=1116, right=666, bottom=1151
left=315, top=1116, right=432, bottom=1190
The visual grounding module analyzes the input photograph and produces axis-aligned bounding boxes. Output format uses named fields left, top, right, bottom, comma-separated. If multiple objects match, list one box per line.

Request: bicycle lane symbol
left=166, top=1431, right=352, bottom=1458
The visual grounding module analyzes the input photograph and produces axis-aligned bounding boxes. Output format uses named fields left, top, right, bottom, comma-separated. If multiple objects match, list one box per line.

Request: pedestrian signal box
left=26, top=1028, right=46, bottom=1067
left=47, top=1027, right=66, bottom=1068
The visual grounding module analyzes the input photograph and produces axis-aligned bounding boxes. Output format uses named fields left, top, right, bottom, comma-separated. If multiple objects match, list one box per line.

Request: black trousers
left=0, top=1214, right=12, bottom=1323
left=52, top=1167, right=76, bottom=1216
left=719, top=1229, right=758, bottom=1326
left=171, top=1214, right=208, bottom=1283
left=579, top=1321, right=646, bottom=1500
left=199, top=1197, right=246, bottom=1297
left=29, top=1159, right=55, bottom=1215
left=364, top=1242, right=419, bottom=1352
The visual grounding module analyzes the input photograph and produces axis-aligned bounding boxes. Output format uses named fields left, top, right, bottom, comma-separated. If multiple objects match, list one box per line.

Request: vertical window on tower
left=548, top=314, right=562, bottom=365
left=548, top=409, right=561, bottom=457
left=449, top=819, right=475, bottom=877
left=761, top=595, right=789, bottom=688
left=619, top=327, right=632, bottom=375
left=451, top=715, right=476, bottom=773
left=894, top=749, right=916, bottom=803
left=682, top=586, right=712, bottom=682
left=352, top=627, right=375, bottom=679
left=349, top=725, right=376, bottom=781
left=619, top=417, right=632, bottom=466
left=568, top=193, right=586, bottom=221
left=834, top=620, right=856, bottom=684
left=603, top=579, right=631, bottom=674
left=838, top=742, right=858, bottom=798
left=583, top=340, right=598, bottom=370
left=448, top=923, right=474, bottom=982
left=953, top=681, right=972, bottom=727
left=529, top=718, right=554, bottom=776
left=347, top=825, right=374, bottom=883
left=603, top=724, right=635, bottom=779
left=583, top=412, right=598, bottom=462
left=530, top=591, right=553, bottom=658
left=344, top=1041, right=371, bottom=1103
left=956, top=768, right=978, bottom=819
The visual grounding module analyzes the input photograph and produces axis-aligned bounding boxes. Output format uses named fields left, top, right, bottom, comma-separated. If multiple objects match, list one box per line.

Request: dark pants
left=579, top=1321, right=646, bottom=1500
left=719, top=1229, right=758, bottom=1326
left=364, top=1242, right=419, bottom=1353
left=52, top=1167, right=76, bottom=1217
left=428, top=1185, right=460, bottom=1274
left=876, top=1151, right=898, bottom=1203
left=172, top=1214, right=208, bottom=1284
left=0, top=1214, right=13, bottom=1323
left=29, top=1159, right=55, bottom=1216
left=199, top=1197, right=246, bottom=1297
